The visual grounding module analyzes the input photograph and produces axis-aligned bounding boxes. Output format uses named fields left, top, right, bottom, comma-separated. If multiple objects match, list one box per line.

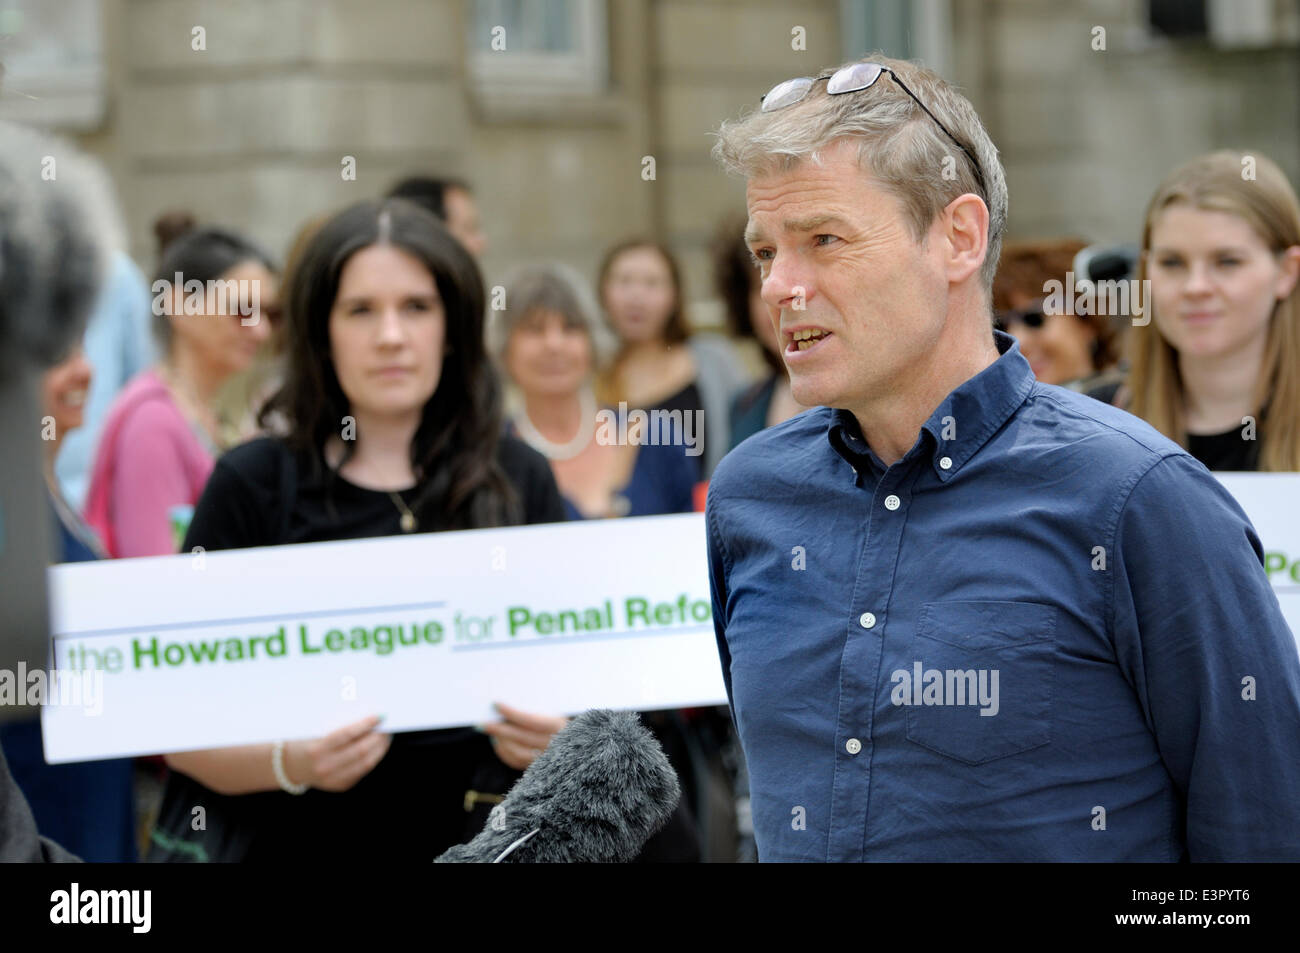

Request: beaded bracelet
left=271, top=740, right=308, bottom=795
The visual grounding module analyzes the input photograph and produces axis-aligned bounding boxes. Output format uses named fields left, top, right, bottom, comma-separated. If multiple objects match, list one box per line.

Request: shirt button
left=845, top=738, right=862, bottom=755
left=939, top=456, right=953, bottom=470
left=884, top=494, right=901, bottom=510
left=859, top=612, right=877, bottom=629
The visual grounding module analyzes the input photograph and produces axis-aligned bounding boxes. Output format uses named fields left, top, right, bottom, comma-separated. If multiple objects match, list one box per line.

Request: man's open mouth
left=788, top=328, right=832, bottom=352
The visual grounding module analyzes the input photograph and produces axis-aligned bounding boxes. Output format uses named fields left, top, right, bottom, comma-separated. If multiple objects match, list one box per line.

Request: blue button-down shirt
left=706, top=331, right=1300, bottom=861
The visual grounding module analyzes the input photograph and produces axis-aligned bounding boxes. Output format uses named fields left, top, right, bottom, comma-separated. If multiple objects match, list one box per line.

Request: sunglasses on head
left=760, top=62, right=988, bottom=199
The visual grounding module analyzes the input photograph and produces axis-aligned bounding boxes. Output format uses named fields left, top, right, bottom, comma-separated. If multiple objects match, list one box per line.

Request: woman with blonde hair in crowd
left=1101, top=150, right=1300, bottom=471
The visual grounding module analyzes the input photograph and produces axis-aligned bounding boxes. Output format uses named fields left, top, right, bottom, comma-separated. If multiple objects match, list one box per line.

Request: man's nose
left=762, top=254, right=811, bottom=311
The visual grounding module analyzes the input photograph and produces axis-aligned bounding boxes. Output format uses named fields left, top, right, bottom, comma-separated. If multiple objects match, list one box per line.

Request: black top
left=157, top=435, right=568, bottom=863
left=653, top=381, right=705, bottom=481
left=186, top=434, right=567, bottom=548
left=1080, top=375, right=1123, bottom=408
left=1084, top=382, right=1262, bottom=472
left=1186, top=425, right=1261, bottom=472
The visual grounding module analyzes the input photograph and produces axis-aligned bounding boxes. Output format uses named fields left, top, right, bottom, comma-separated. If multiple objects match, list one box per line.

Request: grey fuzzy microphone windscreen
left=0, top=119, right=119, bottom=374
left=434, top=709, right=681, bottom=863
left=0, top=120, right=118, bottom=719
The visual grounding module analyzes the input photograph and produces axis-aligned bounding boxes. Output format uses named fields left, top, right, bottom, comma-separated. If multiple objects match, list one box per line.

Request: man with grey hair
left=705, top=55, right=1300, bottom=861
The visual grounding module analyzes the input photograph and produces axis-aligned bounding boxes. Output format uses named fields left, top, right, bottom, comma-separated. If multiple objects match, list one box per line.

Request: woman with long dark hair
left=148, top=198, right=569, bottom=862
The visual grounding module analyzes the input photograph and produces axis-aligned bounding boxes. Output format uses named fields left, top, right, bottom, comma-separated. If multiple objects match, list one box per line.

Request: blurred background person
left=993, top=238, right=1124, bottom=393
left=387, top=175, right=487, bottom=259
left=1104, top=150, right=1300, bottom=471
left=595, top=239, right=748, bottom=483
left=215, top=216, right=330, bottom=445
left=147, top=198, right=575, bottom=863
left=495, top=265, right=696, bottom=519
left=82, top=225, right=278, bottom=559
left=713, top=213, right=810, bottom=452
left=51, top=249, right=155, bottom=511
left=0, top=339, right=137, bottom=862
left=492, top=264, right=712, bottom=860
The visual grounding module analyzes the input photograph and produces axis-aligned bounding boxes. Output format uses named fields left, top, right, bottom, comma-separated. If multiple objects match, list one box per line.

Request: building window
left=1147, top=0, right=1300, bottom=47
left=0, top=0, right=105, bottom=129
left=469, top=0, right=608, bottom=96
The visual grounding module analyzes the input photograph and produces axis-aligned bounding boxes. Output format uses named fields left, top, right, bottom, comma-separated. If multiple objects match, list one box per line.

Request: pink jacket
left=82, top=369, right=215, bottom=558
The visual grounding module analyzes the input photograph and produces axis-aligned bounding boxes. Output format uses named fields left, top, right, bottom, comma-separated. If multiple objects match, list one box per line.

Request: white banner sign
left=38, top=475, right=1297, bottom=763
left=1215, top=473, right=1300, bottom=652
left=41, top=514, right=726, bottom=763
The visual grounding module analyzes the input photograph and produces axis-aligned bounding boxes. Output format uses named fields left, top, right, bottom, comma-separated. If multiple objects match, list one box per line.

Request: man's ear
left=942, top=193, right=989, bottom=285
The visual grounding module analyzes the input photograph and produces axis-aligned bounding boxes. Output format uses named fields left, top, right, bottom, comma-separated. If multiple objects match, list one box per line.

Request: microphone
left=0, top=120, right=119, bottom=723
left=434, top=709, right=681, bottom=863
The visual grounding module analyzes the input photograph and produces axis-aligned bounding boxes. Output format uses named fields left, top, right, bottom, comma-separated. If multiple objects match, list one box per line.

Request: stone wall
left=56, top=0, right=1300, bottom=329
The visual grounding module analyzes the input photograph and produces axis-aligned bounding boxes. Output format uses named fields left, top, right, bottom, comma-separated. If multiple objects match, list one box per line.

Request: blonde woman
left=1106, top=151, right=1300, bottom=470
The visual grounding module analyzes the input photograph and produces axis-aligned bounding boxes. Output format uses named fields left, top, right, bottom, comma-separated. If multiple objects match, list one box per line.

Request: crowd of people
left=3, top=135, right=1298, bottom=861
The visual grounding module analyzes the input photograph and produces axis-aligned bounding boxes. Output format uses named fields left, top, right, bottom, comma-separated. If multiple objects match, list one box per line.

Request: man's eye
left=1156, top=258, right=1183, bottom=269
left=814, top=234, right=838, bottom=247
left=348, top=304, right=371, bottom=315
left=1217, top=258, right=1241, bottom=267
left=751, top=248, right=773, bottom=264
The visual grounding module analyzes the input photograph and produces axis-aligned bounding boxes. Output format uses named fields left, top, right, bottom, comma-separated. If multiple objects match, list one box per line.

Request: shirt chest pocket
left=902, top=601, right=1058, bottom=766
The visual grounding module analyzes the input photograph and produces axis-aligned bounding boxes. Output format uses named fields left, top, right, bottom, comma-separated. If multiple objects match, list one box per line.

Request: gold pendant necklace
left=388, top=490, right=417, bottom=532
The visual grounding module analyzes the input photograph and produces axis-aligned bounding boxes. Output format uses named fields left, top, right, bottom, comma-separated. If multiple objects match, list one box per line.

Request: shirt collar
left=827, top=330, right=1035, bottom=482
